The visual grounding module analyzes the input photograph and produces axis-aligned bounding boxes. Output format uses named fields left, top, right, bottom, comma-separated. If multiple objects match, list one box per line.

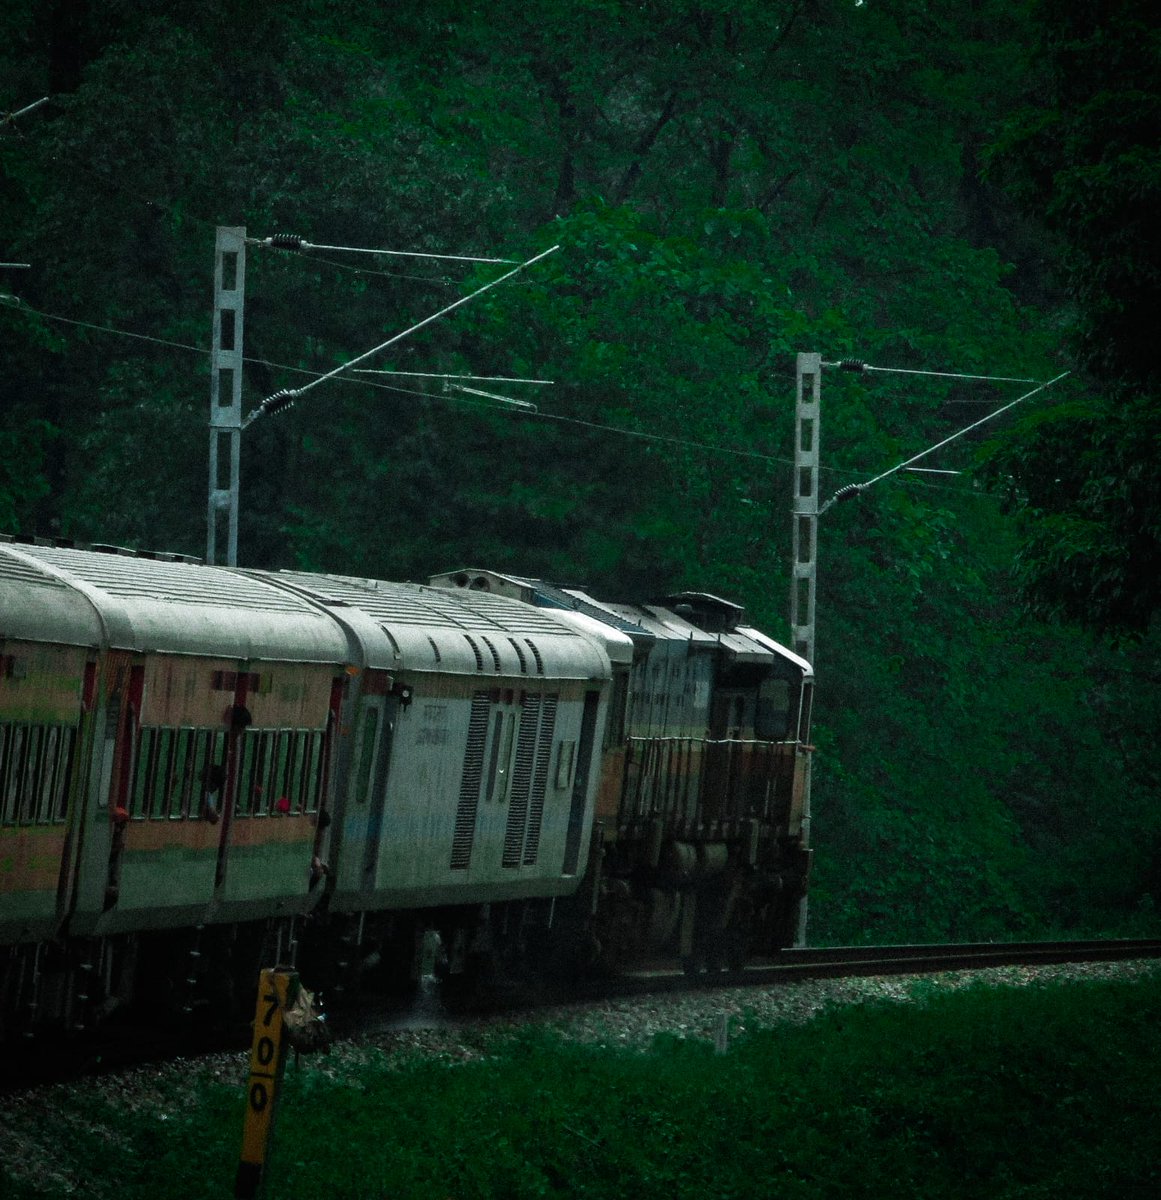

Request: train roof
left=0, top=541, right=348, bottom=663
left=0, top=543, right=105, bottom=649
left=429, top=568, right=653, bottom=646
left=247, top=570, right=613, bottom=679
left=430, top=567, right=810, bottom=676
left=0, top=537, right=798, bottom=680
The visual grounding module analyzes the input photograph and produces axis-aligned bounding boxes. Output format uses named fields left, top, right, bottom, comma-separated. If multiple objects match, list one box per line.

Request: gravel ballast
left=3, top=957, right=1159, bottom=1195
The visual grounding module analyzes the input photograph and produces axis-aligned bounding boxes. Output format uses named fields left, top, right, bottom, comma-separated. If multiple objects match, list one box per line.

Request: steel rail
left=615, top=938, right=1161, bottom=996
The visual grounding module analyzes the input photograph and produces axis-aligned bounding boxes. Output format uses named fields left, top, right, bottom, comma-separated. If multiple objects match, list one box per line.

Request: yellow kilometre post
left=235, top=966, right=295, bottom=1199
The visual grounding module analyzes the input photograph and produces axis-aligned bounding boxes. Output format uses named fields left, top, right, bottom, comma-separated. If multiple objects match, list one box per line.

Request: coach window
left=268, top=731, right=289, bottom=810
left=0, top=725, right=14, bottom=822
left=236, top=731, right=270, bottom=816
left=188, top=730, right=208, bottom=816
left=287, top=733, right=308, bottom=810
left=0, top=723, right=79, bottom=825
left=196, top=730, right=227, bottom=815
left=55, top=728, right=76, bottom=821
left=2, top=726, right=26, bottom=822
left=20, top=726, right=41, bottom=822
left=96, top=700, right=118, bottom=811
left=151, top=729, right=175, bottom=818
left=167, top=730, right=190, bottom=818
left=276, top=731, right=309, bottom=812
left=19, top=726, right=43, bottom=822
left=44, top=726, right=74, bottom=822
left=130, top=729, right=152, bottom=818
left=234, top=733, right=252, bottom=815
left=485, top=711, right=518, bottom=804
left=254, top=733, right=273, bottom=814
left=555, top=739, right=576, bottom=790
left=798, top=681, right=814, bottom=742
left=303, top=731, right=324, bottom=813
left=37, top=726, right=60, bottom=822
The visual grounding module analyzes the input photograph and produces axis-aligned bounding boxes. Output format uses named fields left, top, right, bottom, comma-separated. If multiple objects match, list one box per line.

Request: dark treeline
left=2, top=0, right=1159, bottom=942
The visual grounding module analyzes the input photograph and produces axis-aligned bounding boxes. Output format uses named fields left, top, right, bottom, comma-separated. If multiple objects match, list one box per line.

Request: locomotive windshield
left=755, top=672, right=804, bottom=741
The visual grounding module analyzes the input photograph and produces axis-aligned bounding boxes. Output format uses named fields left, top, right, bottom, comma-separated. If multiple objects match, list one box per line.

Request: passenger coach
left=0, top=540, right=619, bottom=1031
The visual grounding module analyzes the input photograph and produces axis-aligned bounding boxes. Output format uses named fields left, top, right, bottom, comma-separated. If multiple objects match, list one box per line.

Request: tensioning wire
left=250, top=235, right=518, bottom=265
left=823, top=359, right=1043, bottom=385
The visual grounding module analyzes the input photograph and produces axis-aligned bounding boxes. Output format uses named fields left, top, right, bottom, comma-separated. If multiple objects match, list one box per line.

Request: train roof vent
left=480, top=635, right=502, bottom=672
left=524, top=638, right=545, bottom=675
left=463, top=634, right=485, bottom=672
left=277, top=574, right=569, bottom=635
left=12, top=545, right=309, bottom=612
left=380, top=625, right=402, bottom=660
left=0, top=550, right=65, bottom=587
left=507, top=637, right=528, bottom=674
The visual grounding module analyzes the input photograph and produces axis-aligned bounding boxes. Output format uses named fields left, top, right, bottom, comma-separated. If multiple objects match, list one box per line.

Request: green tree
left=3, top=0, right=1158, bottom=943
left=983, top=0, right=1161, bottom=637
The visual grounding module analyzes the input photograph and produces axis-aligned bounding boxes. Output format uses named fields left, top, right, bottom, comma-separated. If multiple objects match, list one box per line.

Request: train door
left=562, top=689, right=600, bottom=876
left=358, top=691, right=399, bottom=891
left=213, top=672, right=255, bottom=890
left=467, top=694, right=522, bottom=881
left=703, top=689, right=745, bottom=822
left=103, top=662, right=145, bottom=908
left=67, top=653, right=126, bottom=925
left=53, top=658, right=97, bottom=925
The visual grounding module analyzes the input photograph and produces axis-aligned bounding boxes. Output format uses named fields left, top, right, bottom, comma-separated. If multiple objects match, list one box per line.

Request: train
left=0, top=537, right=813, bottom=1039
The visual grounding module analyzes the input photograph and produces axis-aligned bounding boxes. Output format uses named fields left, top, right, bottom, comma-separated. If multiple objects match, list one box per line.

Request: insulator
left=833, top=483, right=864, bottom=503
left=839, top=359, right=867, bottom=372
left=261, top=388, right=298, bottom=416
left=268, top=233, right=305, bottom=250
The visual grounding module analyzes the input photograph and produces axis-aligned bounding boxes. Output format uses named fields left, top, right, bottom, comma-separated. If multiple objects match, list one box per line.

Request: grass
left=4, top=974, right=1160, bottom=1199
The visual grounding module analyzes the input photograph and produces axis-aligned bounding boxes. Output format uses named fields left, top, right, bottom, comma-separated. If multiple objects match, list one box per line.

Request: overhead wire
left=3, top=98, right=1023, bottom=509
left=1, top=294, right=800, bottom=467
left=279, top=252, right=458, bottom=287
left=2, top=298, right=1020, bottom=502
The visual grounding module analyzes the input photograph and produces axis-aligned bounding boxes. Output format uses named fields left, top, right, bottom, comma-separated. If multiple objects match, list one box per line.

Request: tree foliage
left=982, top=0, right=1161, bottom=637
left=2, top=0, right=1159, bottom=942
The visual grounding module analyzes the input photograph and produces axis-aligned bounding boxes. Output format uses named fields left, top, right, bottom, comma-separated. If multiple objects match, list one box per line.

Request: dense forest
left=2, top=0, right=1159, bottom=943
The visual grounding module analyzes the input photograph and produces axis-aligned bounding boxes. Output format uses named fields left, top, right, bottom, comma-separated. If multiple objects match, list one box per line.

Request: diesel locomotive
left=0, top=538, right=813, bottom=1039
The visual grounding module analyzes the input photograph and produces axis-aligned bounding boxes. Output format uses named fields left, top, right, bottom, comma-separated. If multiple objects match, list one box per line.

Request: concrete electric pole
left=207, top=226, right=246, bottom=566
left=791, top=352, right=820, bottom=666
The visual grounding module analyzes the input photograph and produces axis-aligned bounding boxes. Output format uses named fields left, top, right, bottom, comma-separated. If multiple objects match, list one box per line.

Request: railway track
left=7, top=938, right=1161, bottom=1088
left=365, top=937, right=1161, bottom=1030
left=603, top=937, right=1161, bottom=999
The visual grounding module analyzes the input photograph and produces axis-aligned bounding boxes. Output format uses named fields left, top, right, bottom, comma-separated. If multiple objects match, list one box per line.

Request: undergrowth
left=4, top=977, right=1159, bottom=1199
